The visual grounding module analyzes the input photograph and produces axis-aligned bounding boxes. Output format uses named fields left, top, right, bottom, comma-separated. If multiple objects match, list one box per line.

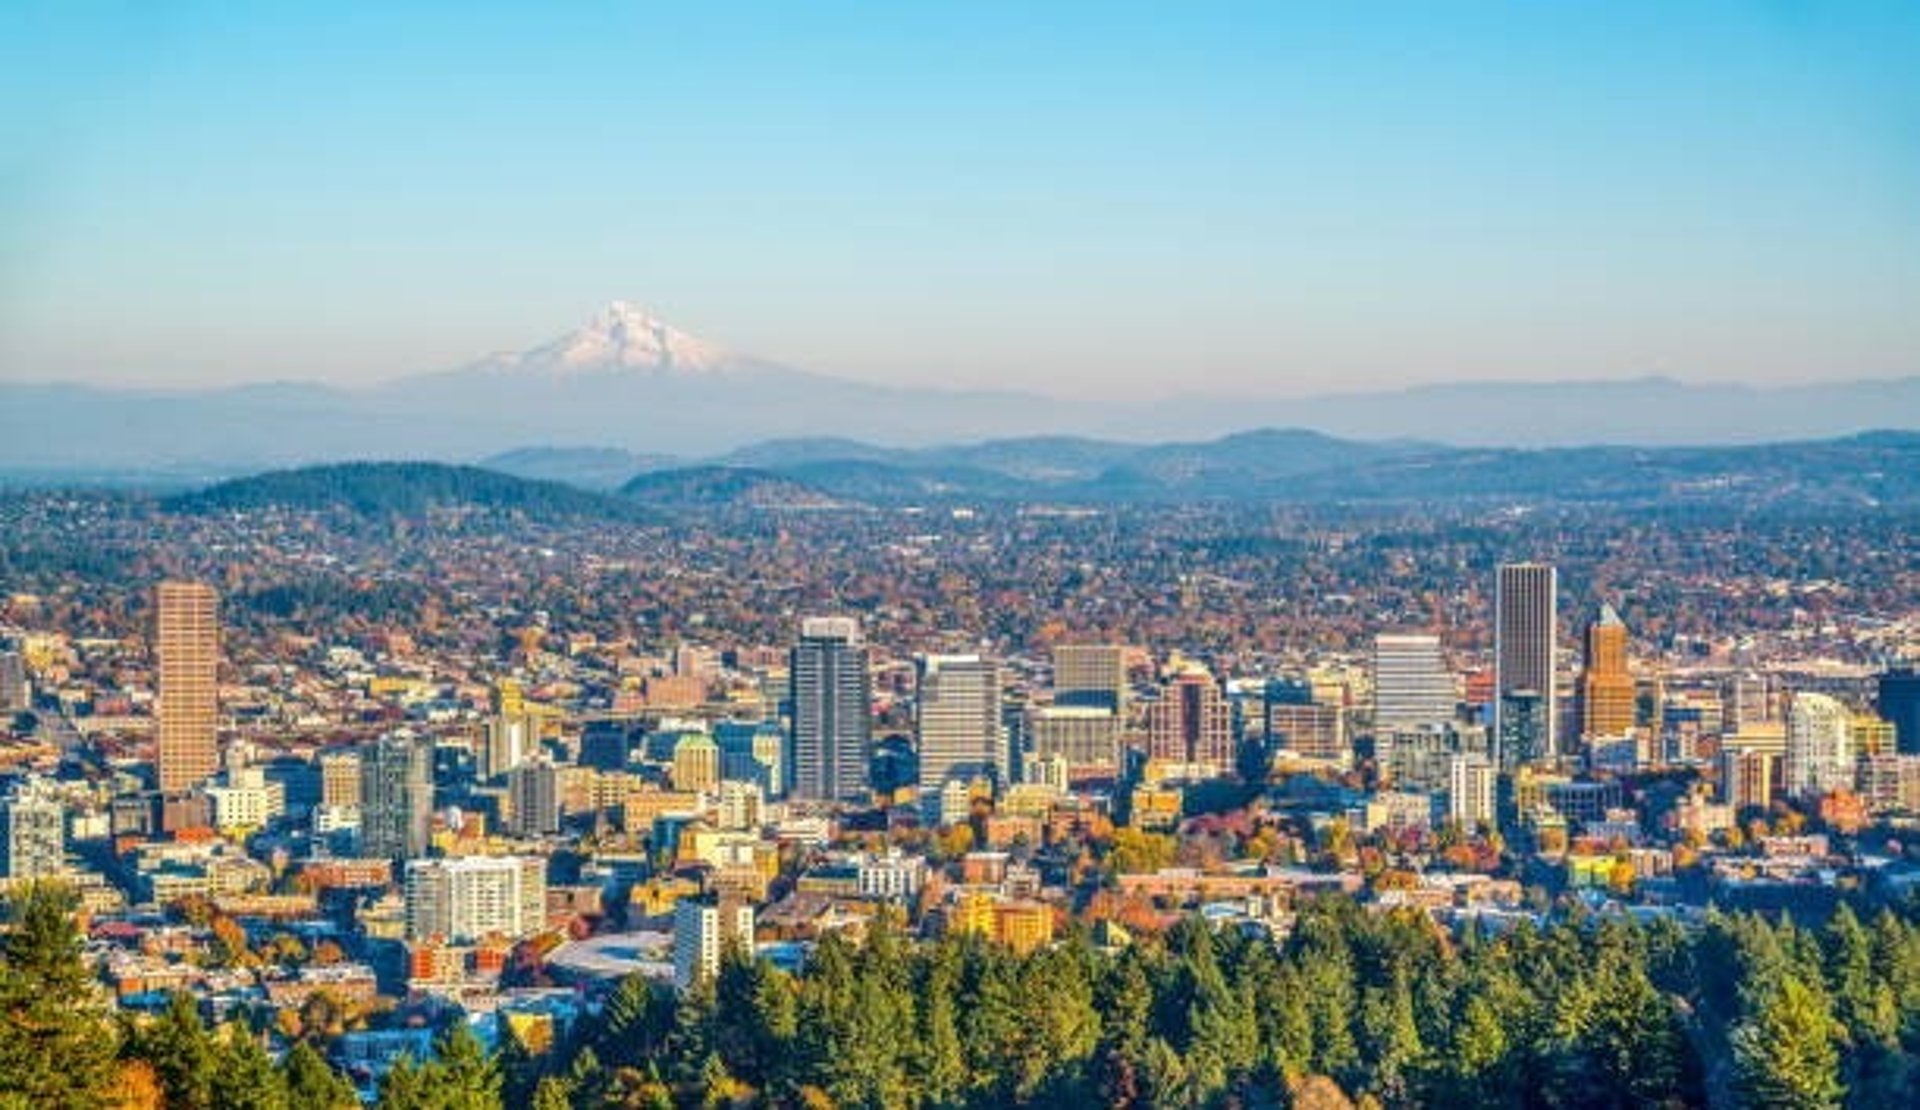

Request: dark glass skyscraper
left=1495, top=563, right=1557, bottom=765
left=1880, top=668, right=1920, bottom=756
left=789, top=617, right=872, bottom=803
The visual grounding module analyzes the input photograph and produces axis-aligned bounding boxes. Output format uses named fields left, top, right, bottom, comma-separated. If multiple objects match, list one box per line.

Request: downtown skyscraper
left=1581, top=604, right=1635, bottom=738
left=156, top=581, right=220, bottom=792
left=1372, top=632, right=1456, bottom=732
left=915, top=654, right=1004, bottom=803
left=361, top=731, right=434, bottom=861
left=789, top=617, right=872, bottom=803
left=1494, top=563, right=1557, bottom=765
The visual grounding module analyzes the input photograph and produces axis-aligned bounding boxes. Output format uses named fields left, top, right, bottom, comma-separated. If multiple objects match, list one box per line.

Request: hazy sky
left=3, top=2, right=1917, bottom=397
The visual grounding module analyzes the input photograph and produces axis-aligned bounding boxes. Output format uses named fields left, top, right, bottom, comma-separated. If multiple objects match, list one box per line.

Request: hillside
left=618, top=465, right=846, bottom=509
left=642, top=428, right=1920, bottom=507
left=163, top=462, right=658, bottom=522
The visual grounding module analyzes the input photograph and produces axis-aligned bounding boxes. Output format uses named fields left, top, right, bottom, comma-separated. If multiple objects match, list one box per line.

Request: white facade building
left=404, top=856, right=547, bottom=943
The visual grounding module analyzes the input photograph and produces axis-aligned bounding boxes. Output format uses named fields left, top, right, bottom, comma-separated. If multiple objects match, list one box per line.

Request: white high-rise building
left=404, top=856, right=547, bottom=943
left=0, top=778, right=65, bottom=880
left=674, top=897, right=754, bottom=991
left=1372, top=633, right=1455, bottom=731
left=916, top=654, right=1004, bottom=801
left=1785, top=692, right=1854, bottom=801
left=1448, top=753, right=1497, bottom=832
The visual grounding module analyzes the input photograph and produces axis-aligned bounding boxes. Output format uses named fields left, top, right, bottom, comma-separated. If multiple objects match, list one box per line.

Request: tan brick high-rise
left=1581, top=604, right=1635, bottom=738
left=157, top=581, right=220, bottom=791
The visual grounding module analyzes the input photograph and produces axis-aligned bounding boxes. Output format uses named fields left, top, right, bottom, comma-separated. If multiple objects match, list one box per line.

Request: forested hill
left=161, top=461, right=658, bottom=523
left=617, top=464, right=844, bottom=508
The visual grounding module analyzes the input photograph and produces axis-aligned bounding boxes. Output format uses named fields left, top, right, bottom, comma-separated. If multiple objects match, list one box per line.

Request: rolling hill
left=162, top=462, right=659, bottom=523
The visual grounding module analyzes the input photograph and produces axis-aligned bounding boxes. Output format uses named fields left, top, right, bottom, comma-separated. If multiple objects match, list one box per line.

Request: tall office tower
left=508, top=760, right=561, bottom=836
left=1146, top=667, right=1234, bottom=775
left=1448, top=753, right=1497, bottom=832
left=1494, top=563, right=1558, bottom=765
left=1880, top=668, right=1920, bottom=755
left=361, top=732, right=434, bottom=861
left=1053, top=644, right=1128, bottom=712
left=1785, top=692, right=1855, bottom=801
left=156, top=581, right=220, bottom=792
left=404, top=856, right=546, bottom=943
left=0, top=650, right=29, bottom=712
left=916, top=654, right=1005, bottom=803
left=1026, top=706, right=1122, bottom=775
left=1581, top=605, right=1636, bottom=738
left=1372, top=634, right=1456, bottom=731
left=674, top=895, right=756, bottom=992
left=317, top=751, right=362, bottom=809
left=0, top=779, right=65, bottom=880
left=789, top=617, right=872, bottom=803
left=1723, top=747, right=1776, bottom=811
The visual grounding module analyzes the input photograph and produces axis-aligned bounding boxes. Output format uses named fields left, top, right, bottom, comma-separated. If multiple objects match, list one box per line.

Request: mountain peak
left=491, top=302, right=735, bottom=375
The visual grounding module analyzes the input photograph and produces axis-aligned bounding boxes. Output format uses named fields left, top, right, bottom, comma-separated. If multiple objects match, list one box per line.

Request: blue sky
left=2, top=2, right=1917, bottom=397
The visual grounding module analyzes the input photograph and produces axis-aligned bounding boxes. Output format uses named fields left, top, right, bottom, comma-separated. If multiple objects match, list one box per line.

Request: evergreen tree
left=1732, top=973, right=1845, bottom=1110
left=494, top=1022, right=542, bottom=1110
left=0, top=882, right=119, bottom=1106
left=1354, top=970, right=1422, bottom=1103
left=211, top=1027, right=290, bottom=1110
left=529, top=1076, right=573, bottom=1110
left=433, top=1021, right=504, bottom=1109
left=1140, top=1035, right=1190, bottom=1108
left=593, top=972, right=675, bottom=1070
left=918, top=949, right=968, bottom=1108
left=566, top=1045, right=611, bottom=1108
left=281, top=1040, right=358, bottom=1109
left=132, top=991, right=218, bottom=1110
left=1093, top=949, right=1155, bottom=1107
left=375, top=1053, right=428, bottom=1110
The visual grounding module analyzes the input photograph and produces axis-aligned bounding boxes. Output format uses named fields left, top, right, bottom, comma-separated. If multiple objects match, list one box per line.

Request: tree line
left=4, top=881, right=1918, bottom=1107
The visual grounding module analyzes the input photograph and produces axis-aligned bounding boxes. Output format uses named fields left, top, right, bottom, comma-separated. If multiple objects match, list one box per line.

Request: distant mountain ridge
left=483, top=427, right=1920, bottom=509
left=4, top=304, right=1919, bottom=475
left=144, top=428, right=1920, bottom=516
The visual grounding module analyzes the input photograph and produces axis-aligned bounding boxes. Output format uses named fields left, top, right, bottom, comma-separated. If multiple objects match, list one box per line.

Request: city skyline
left=4, top=5, right=1920, bottom=1105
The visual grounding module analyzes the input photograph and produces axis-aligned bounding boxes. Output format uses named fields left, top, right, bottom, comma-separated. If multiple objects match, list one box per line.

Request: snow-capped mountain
left=472, top=301, right=741, bottom=375
left=9, top=299, right=1920, bottom=476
